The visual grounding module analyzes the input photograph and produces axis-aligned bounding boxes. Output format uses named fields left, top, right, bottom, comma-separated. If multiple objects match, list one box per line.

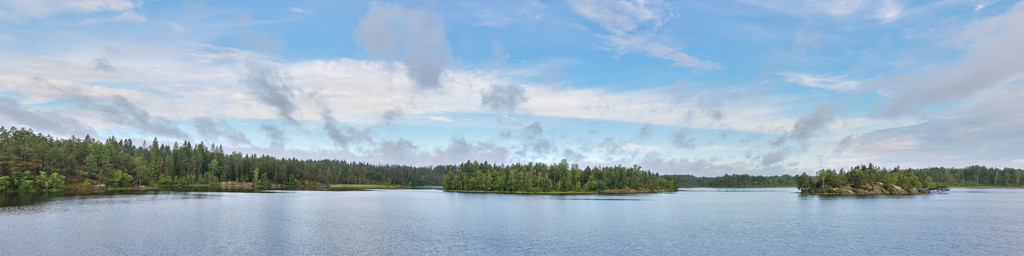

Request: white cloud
left=290, top=7, right=313, bottom=14
left=426, top=115, right=453, bottom=122
left=355, top=2, right=450, bottom=90
left=1010, top=159, right=1024, bottom=168
left=867, top=1, right=1024, bottom=116
left=166, top=21, right=185, bottom=32
left=833, top=81, right=1024, bottom=169
left=81, top=10, right=146, bottom=24
left=0, top=0, right=136, bottom=20
left=741, top=0, right=909, bottom=23
left=777, top=72, right=859, bottom=91
left=875, top=0, right=904, bottom=23
left=739, top=0, right=865, bottom=17
left=568, top=0, right=666, bottom=34
left=568, top=0, right=719, bottom=69
left=0, top=39, right=798, bottom=136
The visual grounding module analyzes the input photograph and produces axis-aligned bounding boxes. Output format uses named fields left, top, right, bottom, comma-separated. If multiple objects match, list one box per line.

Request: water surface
left=2, top=188, right=1022, bottom=255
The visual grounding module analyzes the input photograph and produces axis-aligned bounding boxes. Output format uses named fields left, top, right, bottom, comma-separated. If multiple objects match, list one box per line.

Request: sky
left=1, top=0, right=1023, bottom=176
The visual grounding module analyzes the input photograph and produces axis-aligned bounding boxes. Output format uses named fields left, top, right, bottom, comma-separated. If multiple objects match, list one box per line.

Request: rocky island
left=797, top=164, right=945, bottom=195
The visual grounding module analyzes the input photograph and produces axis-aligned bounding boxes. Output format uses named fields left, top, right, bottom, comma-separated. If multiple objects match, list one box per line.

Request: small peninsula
left=442, top=160, right=677, bottom=194
left=797, top=164, right=945, bottom=195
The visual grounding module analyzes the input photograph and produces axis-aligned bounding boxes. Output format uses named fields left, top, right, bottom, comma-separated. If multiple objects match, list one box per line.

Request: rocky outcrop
left=833, top=182, right=926, bottom=195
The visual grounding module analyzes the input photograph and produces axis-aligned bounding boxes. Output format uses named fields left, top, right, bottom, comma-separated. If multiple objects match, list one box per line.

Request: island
left=442, top=160, right=677, bottom=194
left=796, top=164, right=947, bottom=195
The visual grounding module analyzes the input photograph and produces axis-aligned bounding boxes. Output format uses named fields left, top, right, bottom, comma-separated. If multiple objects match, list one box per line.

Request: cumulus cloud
left=260, top=123, right=285, bottom=148
left=532, top=139, right=554, bottom=155
left=193, top=117, right=251, bottom=145
left=73, top=94, right=189, bottom=140
left=636, top=123, right=652, bottom=140
left=242, top=60, right=297, bottom=124
left=512, top=121, right=555, bottom=158
left=524, top=121, right=543, bottom=138
left=773, top=102, right=834, bottom=147
left=93, top=57, right=116, bottom=72
left=355, top=2, right=450, bottom=90
left=638, top=152, right=745, bottom=176
left=563, top=148, right=586, bottom=162
left=321, top=107, right=373, bottom=148
left=481, top=83, right=529, bottom=114
left=429, top=137, right=511, bottom=164
left=0, top=95, right=96, bottom=136
left=664, top=82, right=729, bottom=122
left=761, top=149, right=789, bottom=166
left=375, top=138, right=420, bottom=164
left=672, top=128, right=695, bottom=149
left=378, top=108, right=404, bottom=125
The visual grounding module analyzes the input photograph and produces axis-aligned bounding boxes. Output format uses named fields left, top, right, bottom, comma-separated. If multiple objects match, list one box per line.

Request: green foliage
left=799, top=164, right=936, bottom=194
left=106, top=170, right=134, bottom=188
left=0, top=126, right=452, bottom=193
left=0, top=171, right=64, bottom=193
left=919, top=165, right=1023, bottom=187
left=0, top=176, right=10, bottom=192
left=667, top=174, right=798, bottom=188
left=442, top=160, right=676, bottom=193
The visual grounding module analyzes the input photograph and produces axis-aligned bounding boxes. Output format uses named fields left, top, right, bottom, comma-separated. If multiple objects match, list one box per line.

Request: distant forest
left=667, top=164, right=1024, bottom=188
left=0, top=126, right=449, bottom=193
left=666, top=174, right=797, bottom=188
left=2, top=126, right=1021, bottom=194
left=442, top=160, right=676, bottom=193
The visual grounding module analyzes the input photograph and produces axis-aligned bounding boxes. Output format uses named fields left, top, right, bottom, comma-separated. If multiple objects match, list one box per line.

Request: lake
left=2, top=188, right=1022, bottom=255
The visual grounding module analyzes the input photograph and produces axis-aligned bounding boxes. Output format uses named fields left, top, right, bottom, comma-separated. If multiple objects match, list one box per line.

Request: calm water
left=2, top=188, right=1023, bottom=255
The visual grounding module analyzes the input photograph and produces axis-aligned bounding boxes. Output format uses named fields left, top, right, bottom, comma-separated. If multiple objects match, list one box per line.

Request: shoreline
left=445, top=189, right=674, bottom=195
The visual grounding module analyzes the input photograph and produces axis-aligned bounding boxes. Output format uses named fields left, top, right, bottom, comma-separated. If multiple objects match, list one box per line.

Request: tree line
left=0, top=126, right=450, bottom=193
left=667, top=165, right=1023, bottom=189
left=442, top=160, right=677, bottom=193
left=919, top=165, right=1024, bottom=187
left=666, top=174, right=797, bottom=188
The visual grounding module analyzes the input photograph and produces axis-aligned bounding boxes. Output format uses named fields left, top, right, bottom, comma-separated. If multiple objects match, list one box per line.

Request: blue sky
left=2, top=0, right=1023, bottom=176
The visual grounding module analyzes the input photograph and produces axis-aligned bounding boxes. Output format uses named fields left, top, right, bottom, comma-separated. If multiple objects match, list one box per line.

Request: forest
left=668, top=165, right=1023, bottom=189
left=666, top=174, right=797, bottom=188
left=0, top=126, right=449, bottom=193
left=442, top=160, right=677, bottom=193
left=918, top=165, right=1024, bottom=187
